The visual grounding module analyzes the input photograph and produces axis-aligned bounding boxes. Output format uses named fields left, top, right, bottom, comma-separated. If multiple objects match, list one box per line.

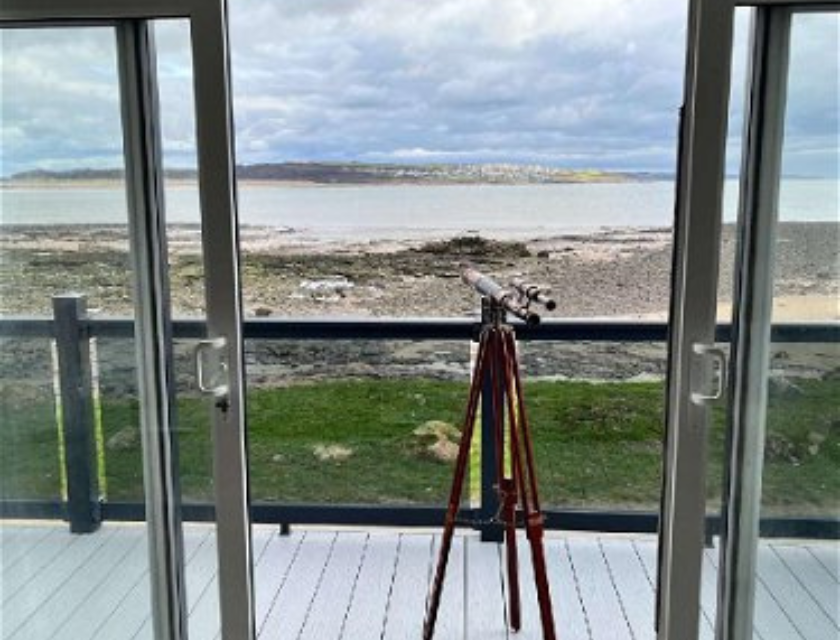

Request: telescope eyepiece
left=524, top=312, right=541, bottom=327
left=509, top=278, right=557, bottom=312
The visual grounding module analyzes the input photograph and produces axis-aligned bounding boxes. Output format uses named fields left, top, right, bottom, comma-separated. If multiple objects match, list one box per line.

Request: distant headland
left=2, top=162, right=671, bottom=187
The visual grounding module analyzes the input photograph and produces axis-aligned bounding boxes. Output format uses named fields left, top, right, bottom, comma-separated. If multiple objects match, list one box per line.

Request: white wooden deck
left=1, top=523, right=837, bottom=640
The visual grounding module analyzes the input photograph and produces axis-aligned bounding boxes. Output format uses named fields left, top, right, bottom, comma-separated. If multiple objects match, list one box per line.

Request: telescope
left=429, top=266, right=559, bottom=640
left=461, top=266, right=554, bottom=326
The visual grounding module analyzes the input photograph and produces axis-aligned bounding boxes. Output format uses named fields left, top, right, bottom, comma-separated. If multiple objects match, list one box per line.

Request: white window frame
left=0, top=2, right=252, bottom=639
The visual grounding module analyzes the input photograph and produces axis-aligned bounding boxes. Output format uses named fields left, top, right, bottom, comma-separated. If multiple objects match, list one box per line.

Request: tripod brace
left=423, top=270, right=557, bottom=640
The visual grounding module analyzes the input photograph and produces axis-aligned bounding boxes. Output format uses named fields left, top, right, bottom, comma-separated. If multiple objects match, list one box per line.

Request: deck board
left=57, top=527, right=150, bottom=640
left=186, top=525, right=283, bottom=640
left=601, top=538, right=657, bottom=640
left=381, top=533, right=434, bottom=640
left=184, top=572, right=221, bottom=640
left=259, top=531, right=336, bottom=640
left=298, top=531, right=367, bottom=640
left=2, top=527, right=83, bottom=599
left=807, top=544, right=840, bottom=583
left=0, top=526, right=55, bottom=571
left=548, top=537, right=590, bottom=640
left=703, top=543, right=803, bottom=640
left=465, top=536, right=508, bottom=640
left=3, top=527, right=117, bottom=634
left=10, top=528, right=144, bottom=640
left=771, top=544, right=839, bottom=627
left=699, top=548, right=721, bottom=640
left=567, top=537, right=634, bottom=640
left=507, top=534, right=553, bottom=640
left=131, top=527, right=222, bottom=640
left=1, top=523, right=836, bottom=640
left=340, top=532, right=399, bottom=640
left=253, top=529, right=305, bottom=638
left=194, top=531, right=272, bottom=640
left=89, top=526, right=209, bottom=640
left=431, top=534, right=466, bottom=640
left=757, top=545, right=837, bottom=640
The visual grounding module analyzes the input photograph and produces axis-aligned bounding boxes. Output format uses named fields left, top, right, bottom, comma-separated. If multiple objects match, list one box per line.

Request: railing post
left=479, top=360, right=503, bottom=542
left=53, top=294, right=101, bottom=534
left=478, top=301, right=503, bottom=543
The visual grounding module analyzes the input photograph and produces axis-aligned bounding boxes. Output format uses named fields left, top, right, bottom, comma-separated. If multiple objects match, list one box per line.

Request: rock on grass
left=427, top=438, right=460, bottom=463
left=413, top=420, right=461, bottom=463
left=107, top=425, right=139, bottom=451
left=312, top=443, right=354, bottom=462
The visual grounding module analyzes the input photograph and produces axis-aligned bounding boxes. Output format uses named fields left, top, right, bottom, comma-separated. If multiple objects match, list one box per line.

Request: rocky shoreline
left=1, top=222, right=837, bottom=390
left=2, top=221, right=837, bottom=318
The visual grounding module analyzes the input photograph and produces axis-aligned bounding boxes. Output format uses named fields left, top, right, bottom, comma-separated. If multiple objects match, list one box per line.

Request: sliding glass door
left=659, top=1, right=837, bottom=639
left=717, top=6, right=838, bottom=640
left=1, top=2, right=251, bottom=639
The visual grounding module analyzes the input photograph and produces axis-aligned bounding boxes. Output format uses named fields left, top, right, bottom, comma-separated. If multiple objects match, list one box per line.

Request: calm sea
left=1, top=179, right=836, bottom=241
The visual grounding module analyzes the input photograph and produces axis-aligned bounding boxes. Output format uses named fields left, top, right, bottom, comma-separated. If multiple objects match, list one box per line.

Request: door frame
left=0, top=2, right=252, bottom=639
left=658, top=0, right=735, bottom=638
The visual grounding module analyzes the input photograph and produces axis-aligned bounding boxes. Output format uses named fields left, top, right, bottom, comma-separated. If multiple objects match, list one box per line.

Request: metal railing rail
left=3, top=315, right=840, bottom=342
left=1, top=498, right=836, bottom=539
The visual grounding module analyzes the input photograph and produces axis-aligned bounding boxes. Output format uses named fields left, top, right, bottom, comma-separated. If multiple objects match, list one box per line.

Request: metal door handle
left=691, top=343, right=727, bottom=405
left=195, top=337, right=229, bottom=399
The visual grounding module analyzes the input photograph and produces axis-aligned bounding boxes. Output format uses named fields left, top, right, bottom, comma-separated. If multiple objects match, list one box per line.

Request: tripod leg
left=486, top=331, right=523, bottom=632
left=423, top=333, right=490, bottom=640
left=502, top=332, right=557, bottom=640
left=504, top=331, right=546, bottom=514
left=501, top=477, right=521, bottom=631
left=525, top=514, right=557, bottom=640
left=510, top=437, right=557, bottom=640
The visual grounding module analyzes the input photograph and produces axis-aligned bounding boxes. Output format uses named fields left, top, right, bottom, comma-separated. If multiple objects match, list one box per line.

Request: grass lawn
left=2, top=377, right=838, bottom=515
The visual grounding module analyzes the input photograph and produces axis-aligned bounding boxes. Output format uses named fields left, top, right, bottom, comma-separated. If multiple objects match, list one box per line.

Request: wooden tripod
left=423, top=307, right=557, bottom=640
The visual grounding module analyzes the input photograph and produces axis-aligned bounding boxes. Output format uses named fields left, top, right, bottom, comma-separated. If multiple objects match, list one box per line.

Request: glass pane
left=231, top=0, right=691, bottom=491
left=1, top=20, right=229, bottom=638
left=0, top=26, right=156, bottom=638
left=691, top=11, right=755, bottom=638
left=228, top=0, right=690, bottom=636
left=153, top=18, right=222, bottom=639
left=712, top=10, right=839, bottom=640
left=754, top=12, right=839, bottom=640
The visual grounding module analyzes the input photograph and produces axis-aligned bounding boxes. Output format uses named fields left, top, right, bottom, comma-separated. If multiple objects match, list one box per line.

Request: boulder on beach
left=300, top=276, right=354, bottom=294
left=253, top=306, right=274, bottom=317
left=297, top=275, right=355, bottom=303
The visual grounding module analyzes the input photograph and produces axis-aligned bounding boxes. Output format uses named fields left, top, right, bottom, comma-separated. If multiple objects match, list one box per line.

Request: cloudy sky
left=1, top=0, right=837, bottom=177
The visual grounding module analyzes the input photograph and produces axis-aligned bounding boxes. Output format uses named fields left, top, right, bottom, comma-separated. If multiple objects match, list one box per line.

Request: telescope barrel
left=462, top=267, right=540, bottom=326
left=462, top=267, right=506, bottom=301
left=510, top=278, right=557, bottom=311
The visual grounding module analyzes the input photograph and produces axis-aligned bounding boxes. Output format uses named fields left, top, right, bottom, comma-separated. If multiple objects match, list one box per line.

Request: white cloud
left=222, top=0, right=697, bottom=169
left=1, top=2, right=836, bottom=176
